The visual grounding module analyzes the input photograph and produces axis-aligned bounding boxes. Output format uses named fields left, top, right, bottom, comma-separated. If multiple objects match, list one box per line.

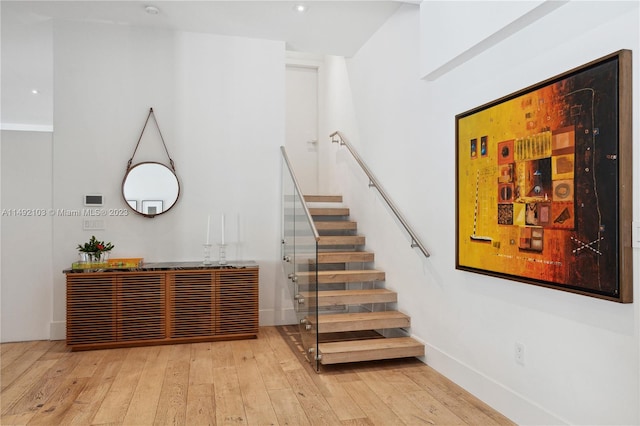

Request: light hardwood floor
left=1, top=326, right=514, bottom=425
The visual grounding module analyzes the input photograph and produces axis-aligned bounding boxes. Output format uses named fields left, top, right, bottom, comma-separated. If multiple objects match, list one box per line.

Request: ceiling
left=4, top=1, right=412, bottom=56
left=2, top=1, right=417, bottom=128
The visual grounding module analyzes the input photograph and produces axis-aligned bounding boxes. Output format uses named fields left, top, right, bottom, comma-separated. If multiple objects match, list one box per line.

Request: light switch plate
left=633, top=221, right=640, bottom=249
left=83, top=219, right=105, bottom=230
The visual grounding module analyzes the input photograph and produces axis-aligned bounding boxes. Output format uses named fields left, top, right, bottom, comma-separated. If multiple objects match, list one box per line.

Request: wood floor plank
left=405, top=390, right=469, bottom=425
left=265, top=326, right=306, bottom=373
left=341, top=379, right=403, bottom=426
left=0, top=359, right=57, bottom=415
left=317, top=375, right=368, bottom=422
left=249, top=327, right=292, bottom=390
left=186, top=383, right=215, bottom=426
left=1, top=341, right=38, bottom=368
left=121, top=345, right=170, bottom=425
left=357, top=368, right=466, bottom=425
left=250, top=331, right=290, bottom=390
left=1, top=341, right=54, bottom=391
left=1, top=341, right=24, bottom=356
left=153, top=343, right=190, bottom=425
left=283, top=367, right=342, bottom=426
left=213, top=366, right=247, bottom=424
left=185, top=343, right=215, bottom=425
left=2, top=349, right=82, bottom=423
left=91, top=346, right=150, bottom=424
left=57, top=348, right=129, bottom=425
left=268, top=388, right=311, bottom=426
left=25, top=376, right=89, bottom=425
left=340, top=418, right=376, bottom=426
left=1, top=411, right=33, bottom=425
left=231, top=339, right=279, bottom=425
left=0, top=328, right=513, bottom=426
left=68, top=349, right=108, bottom=379
left=36, top=341, right=67, bottom=361
left=403, top=365, right=514, bottom=425
left=253, top=350, right=290, bottom=391
left=209, top=340, right=235, bottom=369
left=248, top=328, right=274, bottom=355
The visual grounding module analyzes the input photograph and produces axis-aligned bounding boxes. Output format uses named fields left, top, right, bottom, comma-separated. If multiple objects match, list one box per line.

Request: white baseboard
left=259, top=308, right=297, bottom=326
left=417, top=336, right=567, bottom=425
left=49, top=321, right=66, bottom=341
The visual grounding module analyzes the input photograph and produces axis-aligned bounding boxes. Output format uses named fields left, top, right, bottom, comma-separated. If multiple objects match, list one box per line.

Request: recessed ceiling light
left=31, top=89, right=39, bottom=95
left=145, top=5, right=160, bottom=15
left=293, top=4, right=307, bottom=13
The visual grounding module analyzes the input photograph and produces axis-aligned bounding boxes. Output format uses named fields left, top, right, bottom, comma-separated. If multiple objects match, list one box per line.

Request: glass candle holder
left=203, top=243, right=213, bottom=265
left=218, top=244, right=227, bottom=265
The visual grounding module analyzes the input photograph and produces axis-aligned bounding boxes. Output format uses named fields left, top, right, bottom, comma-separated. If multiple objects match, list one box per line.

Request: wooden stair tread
left=316, top=251, right=374, bottom=263
left=304, top=195, right=343, bottom=203
left=319, top=337, right=424, bottom=364
left=300, top=289, right=397, bottom=306
left=309, top=207, right=349, bottom=216
left=309, top=311, right=410, bottom=333
left=296, top=269, right=385, bottom=284
left=289, top=196, right=427, bottom=368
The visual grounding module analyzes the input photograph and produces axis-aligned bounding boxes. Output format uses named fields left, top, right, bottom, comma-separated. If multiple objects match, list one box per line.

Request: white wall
left=0, top=10, right=53, bottom=130
left=327, top=2, right=639, bottom=425
left=1, top=130, right=54, bottom=341
left=1, top=19, right=297, bottom=342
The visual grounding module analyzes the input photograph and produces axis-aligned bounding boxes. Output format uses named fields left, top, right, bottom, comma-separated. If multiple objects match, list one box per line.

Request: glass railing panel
left=281, top=160, right=296, bottom=282
left=280, top=147, right=319, bottom=371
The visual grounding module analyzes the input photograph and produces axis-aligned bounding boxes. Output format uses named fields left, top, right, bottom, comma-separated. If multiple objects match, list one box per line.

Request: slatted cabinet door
left=118, top=273, right=165, bottom=341
left=65, top=264, right=259, bottom=350
left=66, top=274, right=117, bottom=346
left=170, top=272, right=214, bottom=338
left=217, top=269, right=259, bottom=335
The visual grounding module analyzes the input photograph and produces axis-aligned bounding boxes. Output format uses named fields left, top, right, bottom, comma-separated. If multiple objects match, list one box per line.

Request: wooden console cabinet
left=64, top=262, right=258, bottom=350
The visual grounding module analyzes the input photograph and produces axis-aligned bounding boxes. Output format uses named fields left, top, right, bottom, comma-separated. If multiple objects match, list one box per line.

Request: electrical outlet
left=515, top=342, right=525, bottom=366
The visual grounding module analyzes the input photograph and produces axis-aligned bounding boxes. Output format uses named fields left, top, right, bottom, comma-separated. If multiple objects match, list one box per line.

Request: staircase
left=300, top=194, right=425, bottom=366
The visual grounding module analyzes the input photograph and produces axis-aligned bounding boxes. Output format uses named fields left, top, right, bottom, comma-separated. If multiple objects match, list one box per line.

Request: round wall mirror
left=122, top=162, right=180, bottom=217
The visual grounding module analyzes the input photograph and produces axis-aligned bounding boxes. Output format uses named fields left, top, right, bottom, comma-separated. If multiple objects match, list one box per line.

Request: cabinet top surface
left=64, top=260, right=258, bottom=274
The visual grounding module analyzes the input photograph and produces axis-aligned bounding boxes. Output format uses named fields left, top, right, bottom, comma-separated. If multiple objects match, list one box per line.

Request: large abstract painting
left=456, top=50, right=632, bottom=302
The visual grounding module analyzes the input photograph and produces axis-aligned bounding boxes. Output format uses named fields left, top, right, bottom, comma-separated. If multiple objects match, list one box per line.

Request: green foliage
left=77, top=235, right=114, bottom=254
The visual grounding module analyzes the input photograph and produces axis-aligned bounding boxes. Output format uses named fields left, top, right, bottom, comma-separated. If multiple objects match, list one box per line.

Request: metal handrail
left=280, top=146, right=320, bottom=241
left=330, top=131, right=430, bottom=258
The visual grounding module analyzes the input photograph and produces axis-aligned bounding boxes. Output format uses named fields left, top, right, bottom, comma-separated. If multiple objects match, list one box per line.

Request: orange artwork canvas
left=455, top=50, right=633, bottom=303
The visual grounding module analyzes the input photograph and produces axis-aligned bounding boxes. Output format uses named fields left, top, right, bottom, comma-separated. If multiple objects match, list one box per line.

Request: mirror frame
left=122, top=161, right=181, bottom=218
